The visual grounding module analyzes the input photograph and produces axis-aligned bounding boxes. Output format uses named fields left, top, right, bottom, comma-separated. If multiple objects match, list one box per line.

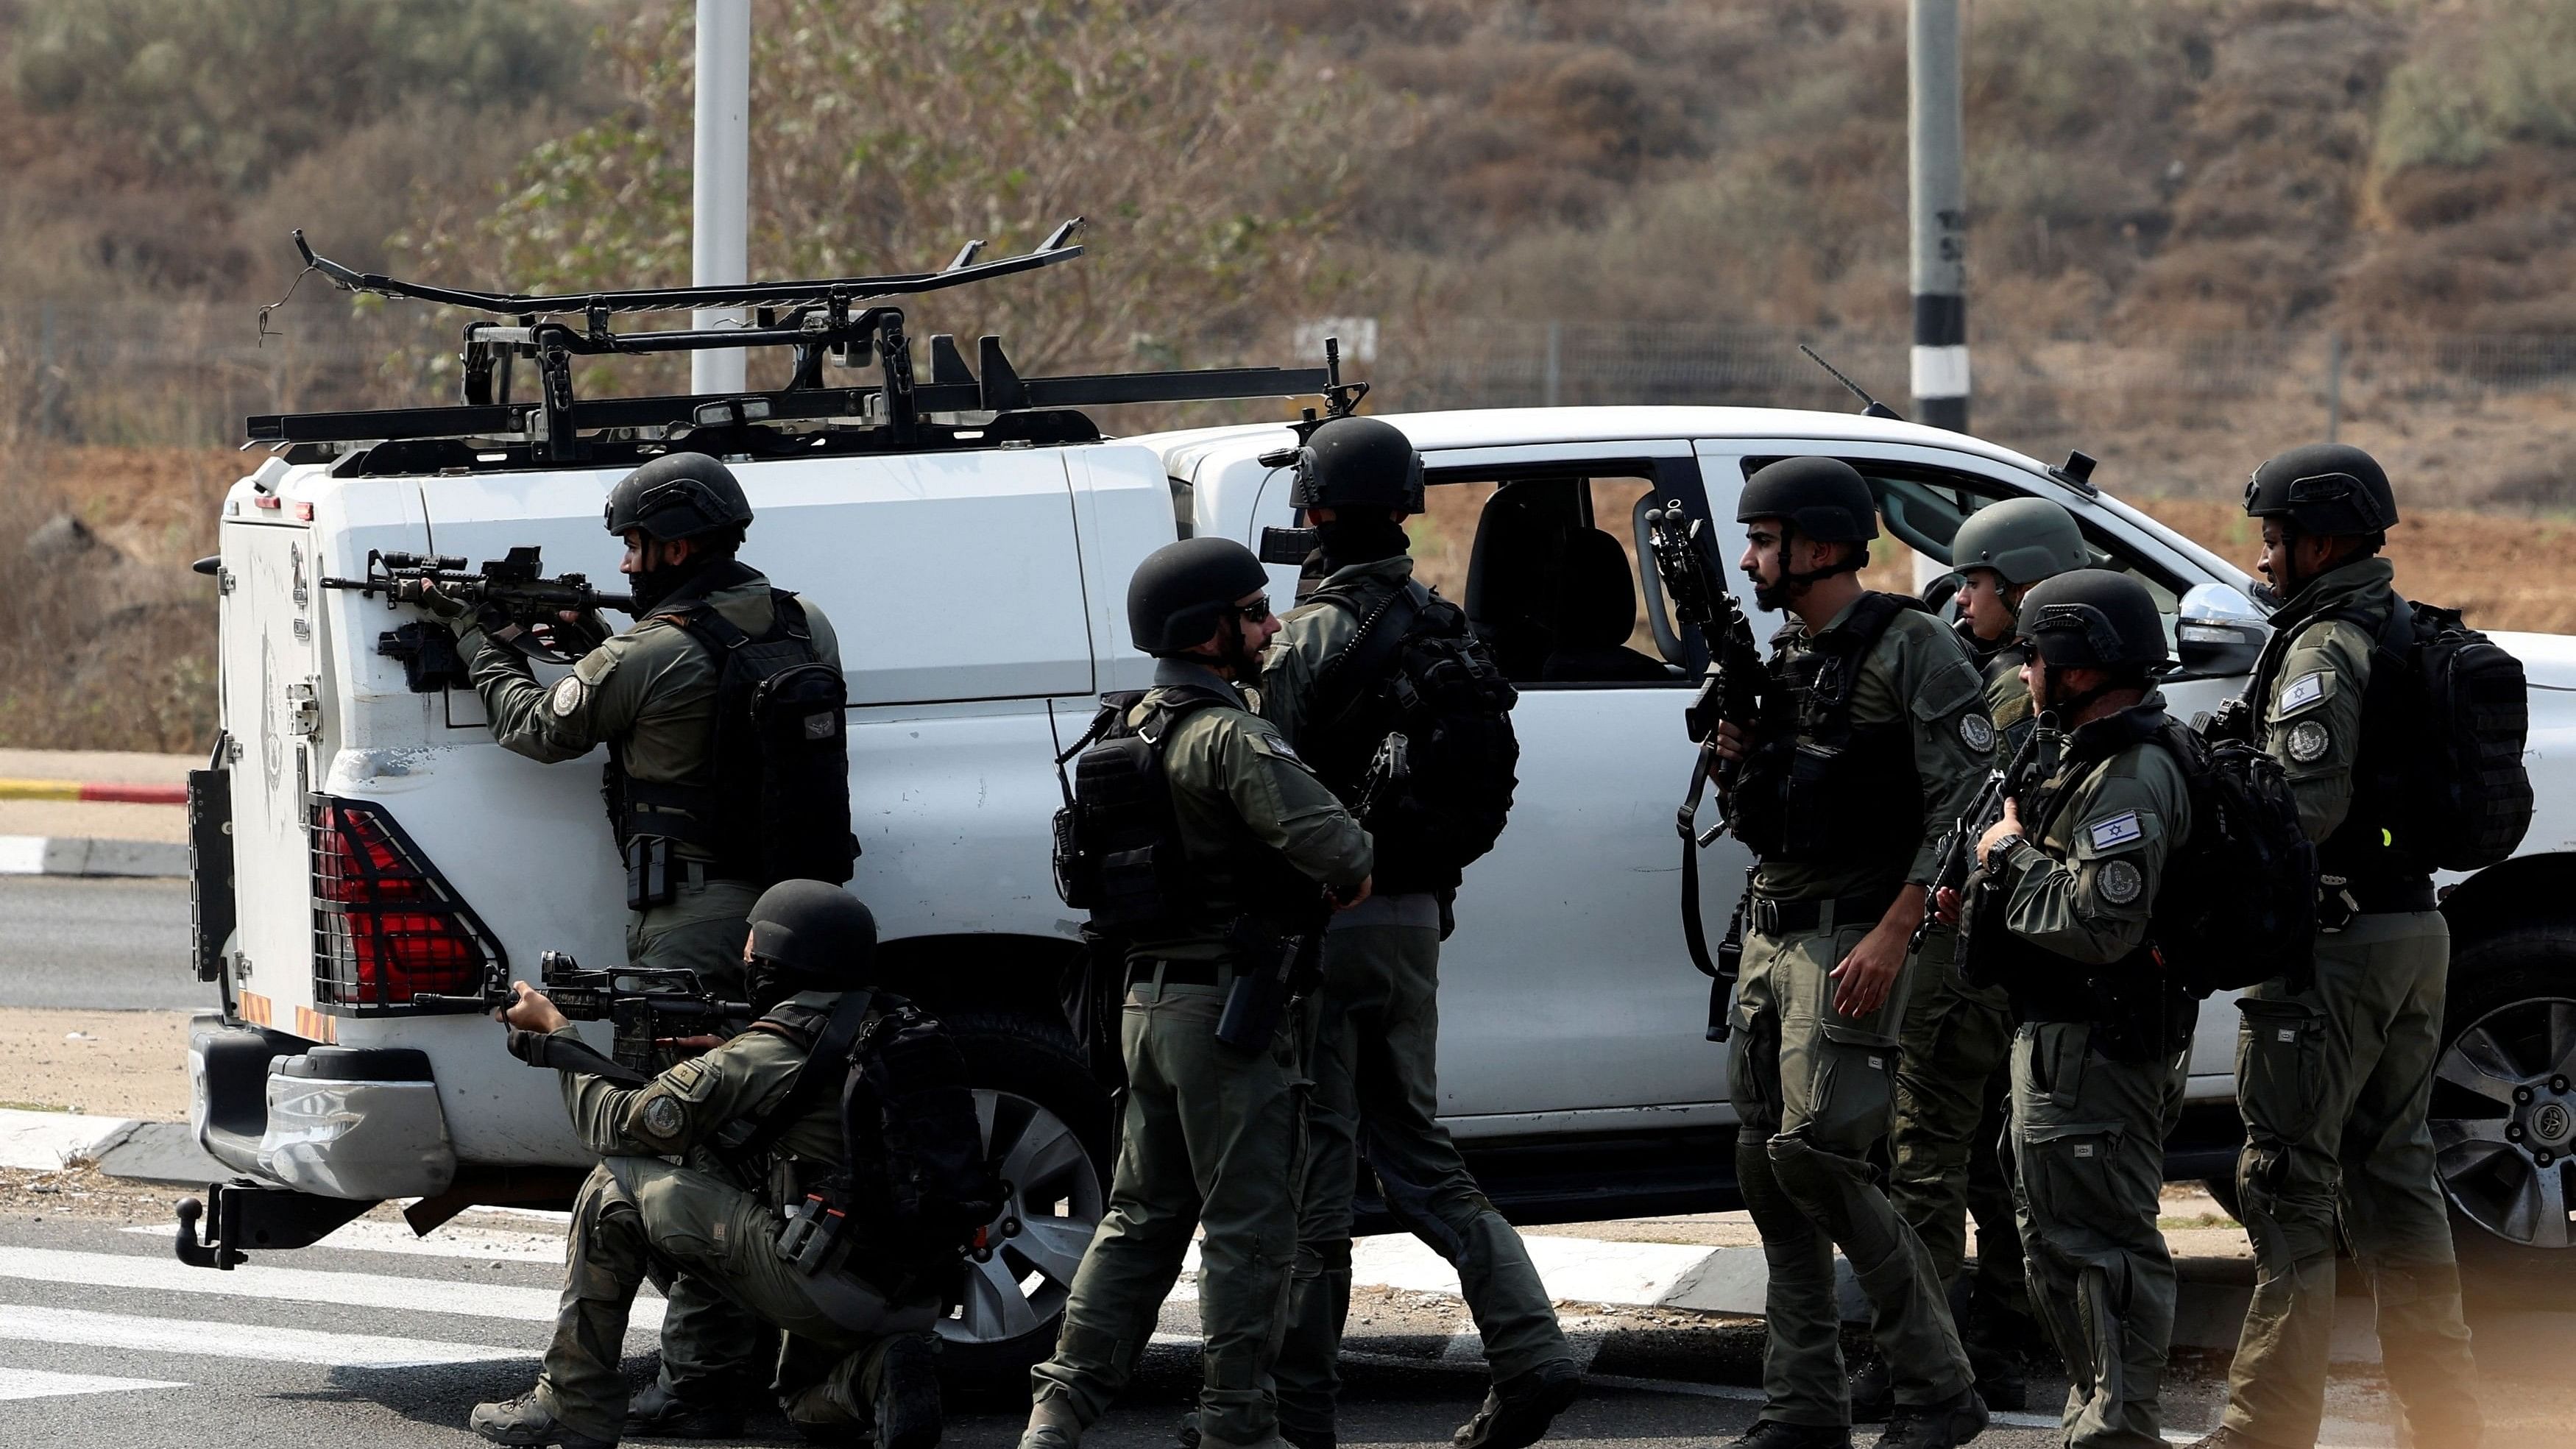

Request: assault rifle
left=1917, top=769, right=2011, bottom=953
left=421, top=950, right=754, bottom=1080
left=322, top=546, right=634, bottom=669
left=1642, top=504, right=1769, bottom=1041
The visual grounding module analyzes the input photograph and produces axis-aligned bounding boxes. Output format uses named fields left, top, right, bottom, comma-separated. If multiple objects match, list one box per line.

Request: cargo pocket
left=2234, top=998, right=2323, bottom=1144
left=1729, top=1011, right=1784, bottom=1138
left=1810, top=1024, right=1899, bottom=1155
left=2022, top=1022, right=2092, bottom=1113
left=2017, top=1121, right=2127, bottom=1259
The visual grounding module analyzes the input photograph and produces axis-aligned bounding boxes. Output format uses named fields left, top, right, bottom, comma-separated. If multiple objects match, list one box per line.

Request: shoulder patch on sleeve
left=2097, top=858, right=2144, bottom=905
left=548, top=674, right=586, bottom=717
left=1958, top=711, right=1995, bottom=754
left=2286, top=718, right=2332, bottom=764
left=2085, top=811, right=2145, bottom=851
left=2278, top=671, right=2328, bottom=714
left=637, top=1093, right=687, bottom=1143
left=1910, top=655, right=1984, bottom=722
left=1245, top=731, right=1310, bottom=768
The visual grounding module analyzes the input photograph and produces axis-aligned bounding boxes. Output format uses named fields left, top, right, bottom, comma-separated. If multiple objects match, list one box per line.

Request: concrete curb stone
left=0, top=835, right=189, bottom=878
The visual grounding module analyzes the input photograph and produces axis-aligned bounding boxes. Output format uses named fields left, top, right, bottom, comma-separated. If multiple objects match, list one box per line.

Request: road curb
left=0, top=779, right=188, bottom=805
left=0, top=1108, right=228, bottom=1186
left=0, top=835, right=189, bottom=878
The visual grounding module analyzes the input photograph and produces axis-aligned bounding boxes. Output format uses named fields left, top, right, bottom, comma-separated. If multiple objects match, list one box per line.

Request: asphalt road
left=0, top=877, right=198, bottom=1012
left=0, top=1208, right=2106, bottom=1449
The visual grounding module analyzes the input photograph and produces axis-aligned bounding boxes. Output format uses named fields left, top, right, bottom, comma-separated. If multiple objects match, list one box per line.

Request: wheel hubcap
left=2431, top=996, right=2576, bottom=1249
left=938, top=1088, right=1104, bottom=1348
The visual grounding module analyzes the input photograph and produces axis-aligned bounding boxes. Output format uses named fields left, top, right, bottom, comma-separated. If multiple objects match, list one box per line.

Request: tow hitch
left=173, top=1180, right=373, bottom=1270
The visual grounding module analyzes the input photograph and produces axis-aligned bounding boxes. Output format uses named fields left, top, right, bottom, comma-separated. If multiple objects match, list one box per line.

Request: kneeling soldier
left=1944, top=570, right=2195, bottom=1449
left=471, top=882, right=952, bottom=1449
left=1024, top=538, right=1374, bottom=1449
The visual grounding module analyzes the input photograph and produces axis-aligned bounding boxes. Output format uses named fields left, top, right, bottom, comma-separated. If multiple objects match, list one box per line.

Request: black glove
left=406, top=579, right=472, bottom=620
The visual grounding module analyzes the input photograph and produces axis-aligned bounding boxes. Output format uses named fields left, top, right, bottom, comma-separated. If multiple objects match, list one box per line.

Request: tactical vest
left=604, top=563, right=854, bottom=898
left=1054, top=687, right=1312, bottom=937
left=2243, top=592, right=2428, bottom=905
left=1978, top=707, right=2193, bottom=1062
left=1732, top=592, right=1924, bottom=867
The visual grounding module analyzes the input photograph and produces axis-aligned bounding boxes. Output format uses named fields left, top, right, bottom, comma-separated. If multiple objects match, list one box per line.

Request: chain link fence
left=7, top=300, right=2574, bottom=499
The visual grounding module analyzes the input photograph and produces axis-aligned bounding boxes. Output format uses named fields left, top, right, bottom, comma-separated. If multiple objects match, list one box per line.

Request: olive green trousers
left=2221, top=911, right=2481, bottom=1449
left=1889, top=928, right=2023, bottom=1307
left=2009, top=1022, right=2187, bottom=1449
left=1730, top=917, right=1974, bottom=1428
left=1275, top=918, right=1569, bottom=1440
left=1029, top=970, right=1309, bottom=1447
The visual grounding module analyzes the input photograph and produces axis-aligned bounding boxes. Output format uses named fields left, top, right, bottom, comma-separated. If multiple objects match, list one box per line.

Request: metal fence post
left=1543, top=320, right=1562, bottom=408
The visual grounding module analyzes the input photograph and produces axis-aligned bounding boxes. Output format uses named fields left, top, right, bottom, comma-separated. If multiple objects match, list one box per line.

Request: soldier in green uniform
left=1708, top=457, right=1989, bottom=1449
left=1024, top=538, right=1375, bottom=1449
left=1866, top=499, right=2090, bottom=1418
left=1256, top=417, right=1579, bottom=1449
left=2190, top=445, right=2483, bottom=1449
left=1941, top=570, right=2196, bottom=1449
left=430, top=451, right=850, bottom=1433
left=469, top=882, right=948, bottom=1449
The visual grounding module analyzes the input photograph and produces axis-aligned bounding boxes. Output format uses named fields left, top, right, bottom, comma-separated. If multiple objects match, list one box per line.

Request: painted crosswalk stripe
left=0, top=1305, right=525, bottom=1368
left=0, top=1246, right=659, bottom=1331
left=121, top=1216, right=569, bottom=1264
left=0, top=1367, right=187, bottom=1401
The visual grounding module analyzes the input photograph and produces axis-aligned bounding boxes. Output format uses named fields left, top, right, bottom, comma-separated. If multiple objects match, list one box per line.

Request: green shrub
left=2377, top=0, right=2576, bottom=173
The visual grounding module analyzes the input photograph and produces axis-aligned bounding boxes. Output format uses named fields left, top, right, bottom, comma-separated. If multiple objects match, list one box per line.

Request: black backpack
left=2151, top=722, right=2318, bottom=996
left=743, top=993, right=1005, bottom=1287
left=1304, top=582, right=1518, bottom=893
left=2349, top=600, right=2533, bottom=871
left=661, top=590, right=858, bottom=887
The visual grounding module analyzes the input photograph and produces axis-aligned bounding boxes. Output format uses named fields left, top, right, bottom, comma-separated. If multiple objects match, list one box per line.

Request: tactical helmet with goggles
left=1950, top=497, right=2087, bottom=587
left=604, top=453, right=756, bottom=542
left=744, top=879, right=877, bottom=996
left=2014, top=569, right=2170, bottom=671
left=2243, top=443, right=2397, bottom=537
left=1287, top=416, right=1426, bottom=514
left=1126, top=537, right=1271, bottom=656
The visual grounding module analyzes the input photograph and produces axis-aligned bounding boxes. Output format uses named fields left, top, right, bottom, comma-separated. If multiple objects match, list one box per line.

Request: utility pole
left=1908, top=0, right=1969, bottom=433
left=692, top=0, right=751, bottom=396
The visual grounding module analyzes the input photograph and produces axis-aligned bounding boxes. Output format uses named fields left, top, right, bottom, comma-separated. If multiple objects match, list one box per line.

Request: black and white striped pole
left=1908, top=0, right=1969, bottom=433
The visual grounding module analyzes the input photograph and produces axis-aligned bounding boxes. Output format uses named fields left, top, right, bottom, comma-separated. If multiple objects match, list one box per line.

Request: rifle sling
left=1676, top=739, right=1725, bottom=983
left=729, top=989, right=876, bottom=1166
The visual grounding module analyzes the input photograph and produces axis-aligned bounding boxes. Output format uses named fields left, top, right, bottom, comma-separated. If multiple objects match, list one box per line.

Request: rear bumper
left=188, top=1013, right=458, bottom=1200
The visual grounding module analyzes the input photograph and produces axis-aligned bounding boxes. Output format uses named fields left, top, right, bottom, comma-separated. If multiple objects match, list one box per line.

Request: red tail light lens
left=309, top=796, right=505, bottom=1013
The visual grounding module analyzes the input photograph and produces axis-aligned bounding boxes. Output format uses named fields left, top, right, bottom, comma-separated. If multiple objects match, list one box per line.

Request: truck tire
left=937, top=1011, right=1114, bottom=1390
left=2431, top=923, right=2576, bottom=1295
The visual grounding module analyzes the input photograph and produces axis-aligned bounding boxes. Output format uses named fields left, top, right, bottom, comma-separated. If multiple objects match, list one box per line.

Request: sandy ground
left=0, top=1007, right=194, bottom=1119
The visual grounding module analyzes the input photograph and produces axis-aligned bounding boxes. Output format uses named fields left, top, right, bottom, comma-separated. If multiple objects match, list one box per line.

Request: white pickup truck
left=183, top=389, right=2576, bottom=1377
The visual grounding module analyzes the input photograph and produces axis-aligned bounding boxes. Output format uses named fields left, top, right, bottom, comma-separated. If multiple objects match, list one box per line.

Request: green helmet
left=2243, top=442, right=2397, bottom=536
left=1737, top=457, right=1878, bottom=543
left=2016, top=569, right=2169, bottom=670
left=1950, top=497, right=2087, bottom=586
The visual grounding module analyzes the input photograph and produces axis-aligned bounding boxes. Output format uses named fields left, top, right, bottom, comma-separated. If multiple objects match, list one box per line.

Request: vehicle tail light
left=309, top=795, right=505, bottom=1013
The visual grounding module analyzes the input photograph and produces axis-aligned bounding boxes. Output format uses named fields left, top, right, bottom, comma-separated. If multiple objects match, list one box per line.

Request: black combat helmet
left=745, top=879, right=877, bottom=993
left=604, top=452, right=756, bottom=542
left=2015, top=569, right=2170, bottom=670
left=1950, top=497, right=2088, bottom=587
left=1127, top=536, right=1269, bottom=655
left=2243, top=442, right=2397, bottom=536
left=1737, top=457, right=1880, bottom=543
left=1288, top=416, right=1426, bottom=514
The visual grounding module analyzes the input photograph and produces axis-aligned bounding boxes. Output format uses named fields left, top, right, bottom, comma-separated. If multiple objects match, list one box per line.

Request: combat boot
left=1021, top=1394, right=1083, bottom=1449
left=873, top=1333, right=944, bottom=1449
left=471, top=1391, right=619, bottom=1449
left=2179, top=1432, right=2287, bottom=1449
left=1720, top=1421, right=1852, bottom=1448
left=1178, top=1410, right=1333, bottom=1449
left=1847, top=1353, right=1893, bottom=1422
left=626, top=1379, right=748, bottom=1438
left=1452, top=1358, right=1583, bottom=1449
left=1871, top=1388, right=1986, bottom=1449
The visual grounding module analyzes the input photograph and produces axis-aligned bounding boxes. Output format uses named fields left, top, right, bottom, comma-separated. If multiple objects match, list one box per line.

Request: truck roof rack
left=250, top=219, right=1365, bottom=472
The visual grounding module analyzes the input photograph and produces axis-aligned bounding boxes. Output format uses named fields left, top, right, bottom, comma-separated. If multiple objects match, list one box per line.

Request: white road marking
left=0, top=1305, right=525, bottom=1368
left=122, top=1215, right=570, bottom=1264
left=0, top=1245, right=655, bottom=1331
left=0, top=1367, right=186, bottom=1401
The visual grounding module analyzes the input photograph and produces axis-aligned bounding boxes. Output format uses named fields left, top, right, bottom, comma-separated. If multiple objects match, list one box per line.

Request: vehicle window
left=1412, top=470, right=1686, bottom=687
left=1741, top=457, right=2187, bottom=653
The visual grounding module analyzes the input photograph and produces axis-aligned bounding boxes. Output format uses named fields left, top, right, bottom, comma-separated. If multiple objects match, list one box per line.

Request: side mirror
left=2175, top=581, right=2268, bottom=678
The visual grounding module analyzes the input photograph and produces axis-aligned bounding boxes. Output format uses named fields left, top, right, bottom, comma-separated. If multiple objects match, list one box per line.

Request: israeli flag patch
left=2279, top=671, right=2326, bottom=713
left=2087, top=811, right=2145, bottom=851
